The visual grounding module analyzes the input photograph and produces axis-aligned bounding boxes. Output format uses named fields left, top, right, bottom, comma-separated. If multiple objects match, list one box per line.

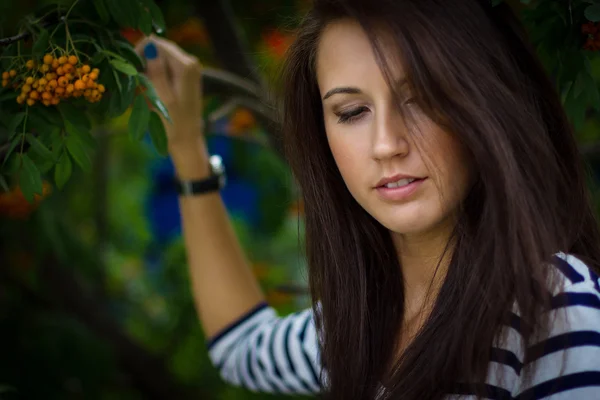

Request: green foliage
left=2, top=0, right=600, bottom=399
left=0, top=0, right=169, bottom=200
left=510, top=0, right=600, bottom=132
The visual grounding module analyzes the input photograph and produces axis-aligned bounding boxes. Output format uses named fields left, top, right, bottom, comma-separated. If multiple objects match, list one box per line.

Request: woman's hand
left=135, top=35, right=209, bottom=177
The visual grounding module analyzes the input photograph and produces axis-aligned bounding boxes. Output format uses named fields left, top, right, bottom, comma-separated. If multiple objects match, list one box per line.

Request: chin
left=382, top=220, right=435, bottom=236
left=373, top=207, right=447, bottom=237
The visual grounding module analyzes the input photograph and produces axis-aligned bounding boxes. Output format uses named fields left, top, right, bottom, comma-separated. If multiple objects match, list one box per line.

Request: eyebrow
left=322, top=78, right=410, bottom=101
left=322, top=86, right=362, bottom=100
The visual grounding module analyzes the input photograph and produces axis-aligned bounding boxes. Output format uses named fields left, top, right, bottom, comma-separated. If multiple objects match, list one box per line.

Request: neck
left=392, top=219, right=456, bottom=311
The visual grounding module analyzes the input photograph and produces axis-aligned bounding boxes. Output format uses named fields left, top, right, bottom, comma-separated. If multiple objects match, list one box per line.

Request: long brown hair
left=280, top=0, right=600, bottom=399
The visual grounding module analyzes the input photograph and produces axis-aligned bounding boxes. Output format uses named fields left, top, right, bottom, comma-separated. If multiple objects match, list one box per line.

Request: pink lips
left=375, top=176, right=426, bottom=202
left=375, top=174, right=421, bottom=188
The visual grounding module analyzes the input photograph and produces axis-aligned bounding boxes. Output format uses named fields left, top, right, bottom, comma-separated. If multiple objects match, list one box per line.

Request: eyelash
left=335, top=99, right=417, bottom=125
left=336, top=106, right=369, bottom=124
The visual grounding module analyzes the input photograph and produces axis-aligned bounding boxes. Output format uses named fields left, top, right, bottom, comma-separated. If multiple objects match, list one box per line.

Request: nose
left=371, top=108, right=410, bottom=161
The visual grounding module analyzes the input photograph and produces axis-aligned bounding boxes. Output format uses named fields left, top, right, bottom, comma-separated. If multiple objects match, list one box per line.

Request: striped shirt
left=207, top=253, right=600, bottom=399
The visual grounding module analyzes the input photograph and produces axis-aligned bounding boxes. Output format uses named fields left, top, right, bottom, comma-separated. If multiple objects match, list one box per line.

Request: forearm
left=171, top=139, right=265, bottom=338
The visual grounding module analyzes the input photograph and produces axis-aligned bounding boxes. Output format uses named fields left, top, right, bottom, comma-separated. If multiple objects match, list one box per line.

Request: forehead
left=316, top=19, right=405, bottom=93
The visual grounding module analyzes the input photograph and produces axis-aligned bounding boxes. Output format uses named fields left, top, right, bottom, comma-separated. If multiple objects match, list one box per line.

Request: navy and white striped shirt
left=207, top=253, right=600, bottom=398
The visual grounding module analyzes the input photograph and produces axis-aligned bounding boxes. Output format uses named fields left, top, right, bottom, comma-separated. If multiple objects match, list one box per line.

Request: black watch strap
left=175, top=175, right=223, bottom=196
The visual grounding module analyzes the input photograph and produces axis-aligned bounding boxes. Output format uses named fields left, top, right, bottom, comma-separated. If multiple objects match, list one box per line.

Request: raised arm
left=136, top=36, right=264, bottom=338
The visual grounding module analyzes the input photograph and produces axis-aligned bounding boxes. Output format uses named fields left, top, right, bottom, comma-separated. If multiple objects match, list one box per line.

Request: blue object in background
left=144, top=119, right=261, bottom=245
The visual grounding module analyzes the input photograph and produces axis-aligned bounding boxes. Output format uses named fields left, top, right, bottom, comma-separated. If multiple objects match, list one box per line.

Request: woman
left=136, top=0, right=600, bottom=398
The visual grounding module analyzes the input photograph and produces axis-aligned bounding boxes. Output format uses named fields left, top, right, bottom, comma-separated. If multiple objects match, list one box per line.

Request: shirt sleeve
left=513, top=254, right=600, bottom=399
left=206, top=302, right=323, bottom=395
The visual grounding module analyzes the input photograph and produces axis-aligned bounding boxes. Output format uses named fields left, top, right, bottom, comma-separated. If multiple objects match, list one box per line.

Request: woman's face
left=316, top=19, right=473, bottom=241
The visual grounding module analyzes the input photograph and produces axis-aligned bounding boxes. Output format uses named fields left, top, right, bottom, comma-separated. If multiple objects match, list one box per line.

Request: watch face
left=209, top=154, right=225, bottom=176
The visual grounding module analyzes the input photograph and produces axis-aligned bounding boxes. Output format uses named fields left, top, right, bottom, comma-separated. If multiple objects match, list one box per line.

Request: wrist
left=174, top=155, right=226, bottom=196
left=170, top=141, right=211, bottom=179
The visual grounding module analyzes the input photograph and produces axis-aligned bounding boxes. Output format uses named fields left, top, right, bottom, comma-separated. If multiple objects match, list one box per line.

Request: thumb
left=138, top=39, right=175, bottom=106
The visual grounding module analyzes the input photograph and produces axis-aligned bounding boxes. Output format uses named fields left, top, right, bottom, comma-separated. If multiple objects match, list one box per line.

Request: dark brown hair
left=280, top=0, right=600, bottom=399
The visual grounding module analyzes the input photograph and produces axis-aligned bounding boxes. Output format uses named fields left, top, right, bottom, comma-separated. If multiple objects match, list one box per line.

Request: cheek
left=326, top=129, right=367, bottom=190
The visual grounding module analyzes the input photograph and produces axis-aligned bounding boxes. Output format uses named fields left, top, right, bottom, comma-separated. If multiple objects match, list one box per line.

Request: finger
left=136, top=36, right=201, bottom=77
left=136, top=36, right=202, bottom=107
left=139, top=36, right=202, bottom=99
left=140, top=40, right=175, bottom=106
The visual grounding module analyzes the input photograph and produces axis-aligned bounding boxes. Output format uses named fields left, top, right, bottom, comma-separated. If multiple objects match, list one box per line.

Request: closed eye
left=335, top=106, right=369, bottom=124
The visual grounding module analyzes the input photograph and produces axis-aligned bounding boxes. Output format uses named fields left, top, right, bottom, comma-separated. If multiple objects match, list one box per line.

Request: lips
left=375, top=177, right=426, bottom=202
left=375, top=174, right=424, bottom=188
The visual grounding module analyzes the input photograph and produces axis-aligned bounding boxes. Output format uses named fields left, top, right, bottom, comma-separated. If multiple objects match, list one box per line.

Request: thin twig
left=202, top=67, right=263, bottom=99
left=0, top=31, right=30, bottom=46
left=0, top=19, right=57, bottom=46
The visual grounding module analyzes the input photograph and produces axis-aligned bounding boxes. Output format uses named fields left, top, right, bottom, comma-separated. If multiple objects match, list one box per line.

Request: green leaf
left=8, top=112, right=26, bottom=137
left=0, top=91, right=18, bottom=103
left=0, top=112, right=11, bottom=129
left=36, top=160, right=54, bottom=174
left=54, top=153, right=72, bottom=190
left=20, top=154, right=43, bottom=203
left=27, top=113, right=60, bottom=137
left=112, top=69, right=123, bottom=93
left=0, top=174, right=9, bottom=192
left=91, top=51, right=105, bottom=65
left=105, top=0, right=138, bottom=28
left=108, top=74, right=136, bottom=117
left=108, top=90, right=122, bottom=118
left=50, top=131, right=64, bottom=160
left=574, top=72, right=587, bottom=99
left=58, top=104, right=96, bottom=149
left=115, top=41, right=146, bottom=71
left=564, top=82, right=587, bottom=132
left=585, top=4, right=600, bottom=22
left=2, top=135, right=22, bottom=165
left=102, top=49, right=127, bottom=62
left=139, top=10, right=153, bottom=36
left=580, top=72, right=600, bottom=112
left=111, top=59, right=138, bottom=76
left=33, top=28, right=50, bottom=57
left=93, top=0, right=110, bottom=24
left=129, top=95, right=151, bottom=140
left=138, top=75, right=171, bottom=123
left=64, top=119, right=96, bottom=150
left=58, top=103, right=91, bottom=132
left=26, top=134, right=54, bottom=161
left=65, top=136, right=92, bottom=172
left=35, top=106, right=63, bottom=126
left=140, top=0, right=166, bottom=33
left=4, top=153, right=21, bottom=175
left=121, top=75, right=136, bottom=107
left=148, top=111, right=168, bottom=155
left=590, top=84, right=600, bottom=112
left=560, top=51, right=585, bottom=89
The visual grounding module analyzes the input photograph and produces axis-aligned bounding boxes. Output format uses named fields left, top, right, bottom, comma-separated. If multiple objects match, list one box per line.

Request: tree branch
left=190, top=0, right=266, bottom=87
left=203, top=67, right=264, bottom=99
left=0, top=32, right=30, bottom=46
left=0, top=19, right=57, bottom=47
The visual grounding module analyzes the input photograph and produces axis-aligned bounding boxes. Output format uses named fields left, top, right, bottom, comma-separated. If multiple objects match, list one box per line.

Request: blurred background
left=0, top=0, right=312, bottom=399
left=0, top=0, right=600, bottom=399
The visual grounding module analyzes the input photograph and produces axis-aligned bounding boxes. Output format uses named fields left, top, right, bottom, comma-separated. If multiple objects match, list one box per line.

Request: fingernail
left=144, top=43, right=158, bottom=60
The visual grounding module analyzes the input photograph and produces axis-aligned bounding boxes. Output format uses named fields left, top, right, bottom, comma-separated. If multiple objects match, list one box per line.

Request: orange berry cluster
left=582, top=22, right=600, bottom=52
left=0, top=182, right=52, bottom=220
left=1, top=54, right=105, bottom=107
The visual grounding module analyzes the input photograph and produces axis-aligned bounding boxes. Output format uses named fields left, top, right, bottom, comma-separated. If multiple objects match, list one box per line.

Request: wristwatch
left=175, top=154, right=227, bottom=196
